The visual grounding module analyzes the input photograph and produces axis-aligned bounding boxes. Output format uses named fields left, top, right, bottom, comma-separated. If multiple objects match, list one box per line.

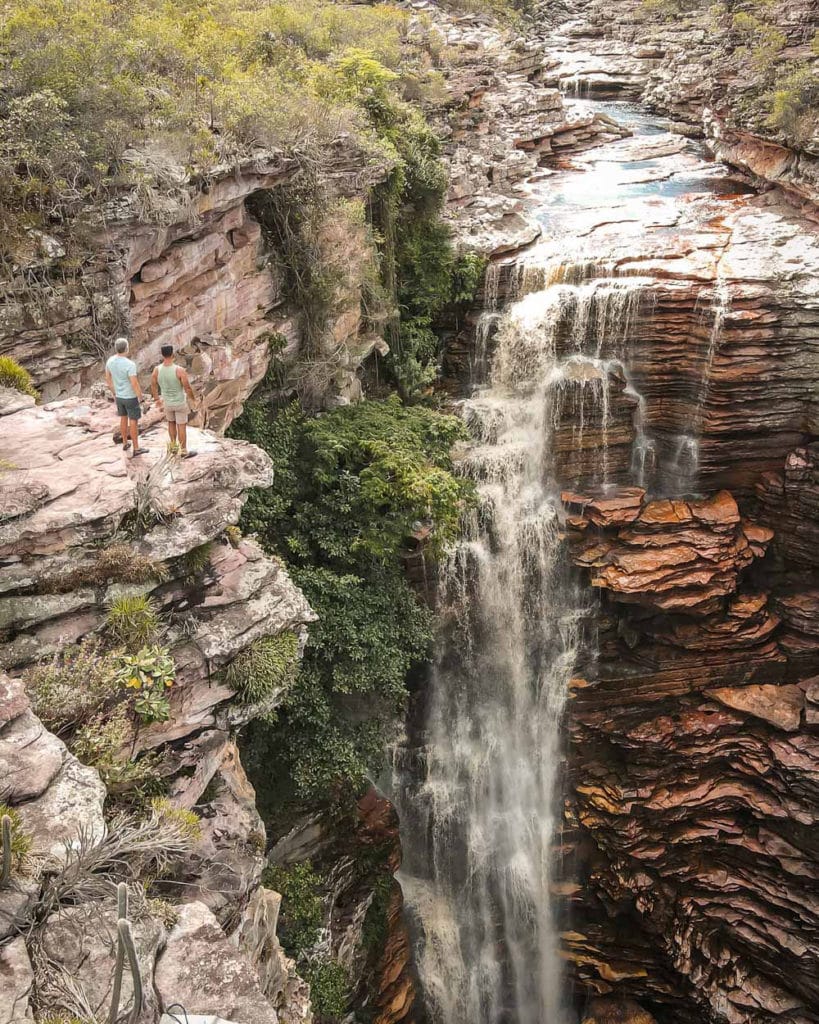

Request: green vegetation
left=302, top=957, right=349, bottom=1023
left=149, top=798, right=202, bottom=842
left=225, top=631, right=300, bottom=705
left=732, top=10, right=786, bottom=71
left=230, top=397, right=471, bottom=803
left=71, top=707, right=162, bottom=794
left=180, top=542, right=213, bottom=582
left=116, top=646, right=176, bottom=723
left=0, top=804, right=32, bottom=866
left=362, top=874, right=393, bottom=955
left=765, top=50, right=819, bottom=141
left=106, top=594, right=160, bottom=650
left=25, top=639, right=123, bottom=732
left=0, top=355, right=38, bottom=398
left=262, top=861, right=324, bottom=957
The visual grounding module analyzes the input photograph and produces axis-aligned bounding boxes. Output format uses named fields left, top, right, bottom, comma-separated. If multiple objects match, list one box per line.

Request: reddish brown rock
left=562, top=488, right=646, bottom=527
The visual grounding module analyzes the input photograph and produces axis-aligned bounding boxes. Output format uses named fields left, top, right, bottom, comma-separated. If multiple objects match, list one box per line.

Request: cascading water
left=393, top=268, right=648, bottom=1024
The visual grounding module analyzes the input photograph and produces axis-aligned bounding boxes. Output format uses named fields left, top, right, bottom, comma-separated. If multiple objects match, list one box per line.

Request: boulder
left=0, top=710, right=65, bottom=803
left=39, top=901, right=165, bottom=1021
left=16, top=752, right=105, bottom=866
left=0, top=937, right=33, bottom=1024
left=154, top=902, right=278, bottom=1024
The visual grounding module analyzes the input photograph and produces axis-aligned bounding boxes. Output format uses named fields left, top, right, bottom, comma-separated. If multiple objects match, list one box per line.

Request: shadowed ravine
left=391, top=99, right=756, bottom=1024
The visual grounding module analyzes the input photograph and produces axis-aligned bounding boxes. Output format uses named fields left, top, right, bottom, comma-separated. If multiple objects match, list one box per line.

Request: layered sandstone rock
left=1, top=140, right=389, bottom=426
left=562, top=480, right=818, bottom=1024
left=0, top=388, right=318, bottom=1022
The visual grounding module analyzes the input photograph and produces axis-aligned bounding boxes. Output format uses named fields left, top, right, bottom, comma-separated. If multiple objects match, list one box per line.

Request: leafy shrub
left=106, top=594, right=161, bottom=649
left=262, top=861, right=324, bottom=957
left=25, top=639, right=122, bottom=732
left=732, top=11, right=786, bottom=70
left=231, top=395, right=470, bottom=802
left=71, top=706, right=162, bottom=792
left=235, top=396, right=471, bottom=565
left=302, top=957, right=349, bottom=1023
left=0, top=803, right=32, bottom=866
left=116, top=646, right=175, bottom=723
left=225, top=632, right=300, bottom=705
left=765, top=64, right=819, bottom=141
left=0, top=0, right=411, bottom=249
left=0, top=356, right=38, bottom=398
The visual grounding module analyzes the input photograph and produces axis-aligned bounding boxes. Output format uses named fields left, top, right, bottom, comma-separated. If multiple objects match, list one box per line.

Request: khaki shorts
left=165, top=402, right=189, bottom=424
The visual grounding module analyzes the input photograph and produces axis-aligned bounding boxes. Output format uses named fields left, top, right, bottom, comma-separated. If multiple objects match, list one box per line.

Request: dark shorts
left=116, top=396, right=141, bottom=420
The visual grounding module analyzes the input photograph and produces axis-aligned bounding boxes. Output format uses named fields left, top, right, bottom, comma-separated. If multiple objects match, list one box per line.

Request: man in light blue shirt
left=105, top=337, right=148, bottom=457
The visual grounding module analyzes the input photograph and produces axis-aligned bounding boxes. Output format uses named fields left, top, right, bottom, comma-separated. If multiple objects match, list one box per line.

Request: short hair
left=160, top=344, right=174, bottom=358
left=114, top=337, right=129, bottom=354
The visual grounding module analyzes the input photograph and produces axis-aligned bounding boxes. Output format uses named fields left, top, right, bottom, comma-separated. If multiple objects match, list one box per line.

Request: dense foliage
left=262, top=861, right=325, bottom=957
left=229, top=397, right=471, bottom=804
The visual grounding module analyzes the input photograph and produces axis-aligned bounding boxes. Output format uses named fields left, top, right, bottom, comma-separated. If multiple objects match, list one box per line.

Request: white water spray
left=393, top=267, right=649, bottom=1024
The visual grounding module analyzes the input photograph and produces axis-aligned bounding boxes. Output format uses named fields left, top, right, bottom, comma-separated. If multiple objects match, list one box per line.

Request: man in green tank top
left=150, top=344, right=198, bottom=458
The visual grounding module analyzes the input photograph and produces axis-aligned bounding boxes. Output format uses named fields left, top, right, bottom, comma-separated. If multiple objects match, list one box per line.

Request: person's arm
left=150, top=367, right=161, bottom=405
left=105, top=369, right=115, bottom=398
left=127, top=359, right=145, bottom=403
left=178, top=367, right=196, bottom=405
left=129, top=373, right=145, bottom=402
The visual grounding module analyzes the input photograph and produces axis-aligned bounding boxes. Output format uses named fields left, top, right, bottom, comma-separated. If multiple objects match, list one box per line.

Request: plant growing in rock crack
left=115, top=646, right=175, bottom=724
left=50, top=544, right=168, bottom=593
left=70, top=707, right=162, bottom=796
left=0, top=805, right=31, bottom=884
left=24, top=639, right=123, bottom=733
left=106, top=594, right=161, bottom=650
left=121, top=454, right=176, bottom=538
left=180, top=541, right=213, bottom=582
left=148, top=798, right=201, bottom=843
left=33, top=801, right=201, bottom=927
left=0, top=354, right=38, bottom=398
left=225, top=631, right=300, bottom=705
left=262, top=861, right=324, bottom=958
left=301, top=956, right=349, bottom=1023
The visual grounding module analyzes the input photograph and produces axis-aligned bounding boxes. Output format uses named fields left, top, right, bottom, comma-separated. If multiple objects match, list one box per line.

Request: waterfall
left=660, top=275, right=731, bottom=495
left=393, top=267, right=649, bottom=1024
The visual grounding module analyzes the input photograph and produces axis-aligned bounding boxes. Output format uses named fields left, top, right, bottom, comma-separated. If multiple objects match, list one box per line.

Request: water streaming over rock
left=393, top=267, right=649, bottom=1024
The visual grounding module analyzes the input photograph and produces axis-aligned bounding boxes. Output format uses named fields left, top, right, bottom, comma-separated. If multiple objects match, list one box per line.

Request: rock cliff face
left=0, top=387, right=316, bottom=1021
left=423, top=3, right=819, bottom=1020
left=540, top=0, right=819, bottom=206
left=1, top=139, right=387, bottom=427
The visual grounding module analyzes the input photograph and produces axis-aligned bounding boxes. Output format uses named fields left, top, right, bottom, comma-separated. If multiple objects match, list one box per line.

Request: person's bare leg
left=130, top=418, right=139, bottom=450
left=168, top=421, right=178, bottom=445
left=120, top=415, right=129, bottom=449
left=178, top=422, right=187, bottom=452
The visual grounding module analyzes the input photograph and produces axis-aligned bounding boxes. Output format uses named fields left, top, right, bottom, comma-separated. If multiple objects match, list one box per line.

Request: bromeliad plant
left=115, top=646, right=175, bottom=724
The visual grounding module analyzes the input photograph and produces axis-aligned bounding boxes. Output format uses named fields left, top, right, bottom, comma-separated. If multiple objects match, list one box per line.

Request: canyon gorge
left=0, top=3, right=817, bottom=1024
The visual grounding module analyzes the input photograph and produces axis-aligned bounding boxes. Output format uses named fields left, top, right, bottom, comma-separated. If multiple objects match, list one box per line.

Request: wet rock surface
left=428, top=5, right=819, bottom=1020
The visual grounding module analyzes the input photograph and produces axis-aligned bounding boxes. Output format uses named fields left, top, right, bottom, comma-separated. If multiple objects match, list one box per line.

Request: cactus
left=117, top=881, right=129, bottom=920
left=118, top=919, right=144, bottom=1024
left=108, top=884, right=129, bottom=1024
left=0, top=815, right=11, bottom=886
left=109, top=886, right=142, bottom=1024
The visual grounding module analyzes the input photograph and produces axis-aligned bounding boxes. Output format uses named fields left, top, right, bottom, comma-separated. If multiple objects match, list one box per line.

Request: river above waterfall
left=390, top=97, right=765, bottom=1024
